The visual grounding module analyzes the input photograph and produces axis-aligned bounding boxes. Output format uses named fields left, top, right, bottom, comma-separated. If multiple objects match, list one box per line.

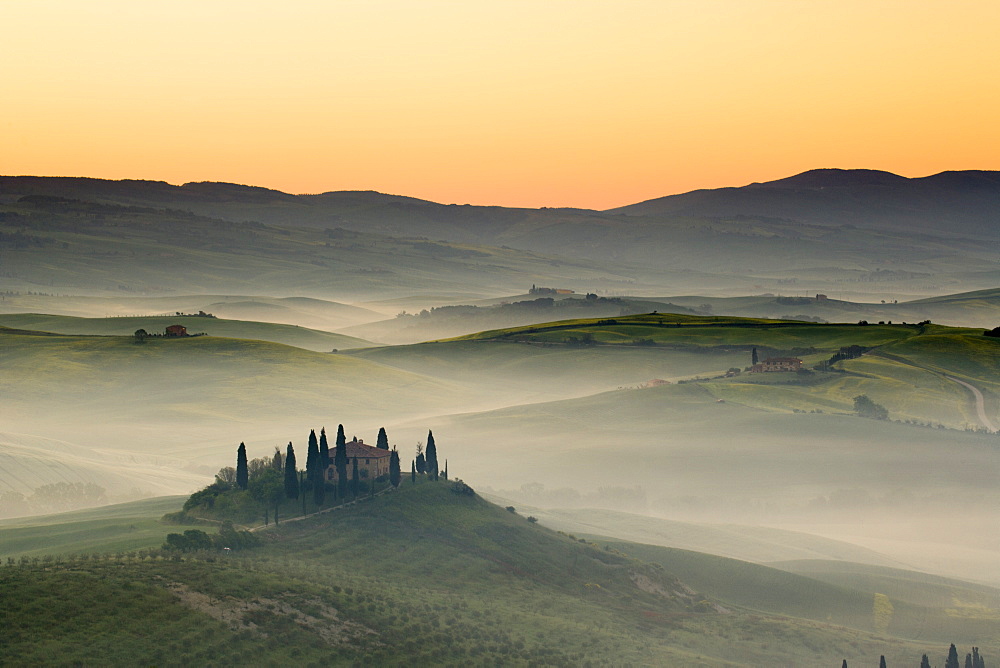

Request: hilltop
left=0, top=313, right=373, bottom=352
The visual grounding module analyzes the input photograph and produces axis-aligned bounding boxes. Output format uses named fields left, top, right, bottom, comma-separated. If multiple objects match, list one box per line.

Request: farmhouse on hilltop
left=164, top=324, right=188, bottom=337
left=325, top=438, right=391, bottom=483
left=750, top=357, right=803, bottom=373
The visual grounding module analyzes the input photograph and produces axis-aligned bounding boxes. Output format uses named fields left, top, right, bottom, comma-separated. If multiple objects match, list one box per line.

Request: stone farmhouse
left=325, top=438, right=391, bottom=483
left=750, top=357, right=803, bottom=373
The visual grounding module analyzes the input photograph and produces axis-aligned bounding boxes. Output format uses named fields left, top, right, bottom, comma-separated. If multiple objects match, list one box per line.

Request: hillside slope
left=0, top=313, right=373, bottom=351
left=1, top=482, right=981, bottom=666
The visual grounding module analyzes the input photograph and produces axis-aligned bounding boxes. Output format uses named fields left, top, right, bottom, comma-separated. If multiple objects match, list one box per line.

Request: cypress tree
left=947, top=644, right=961, bottom=668
left=389, top=448, right=401, bottom=488
left=880, top=656, right=886, bottom=668
left=376, top=427, right=389, bottom=450
left=300, top=470, right=306, bottom=515
left=920, top=656, right=931, bottom=668
left=284, top=442, right=298, bottom=500
left=335, top=424, right=348, bottom=498
left=313, top=465, right=325, bottom=507
left=411, top=460, right=416, bottom=483
left=319, top=427, right=330, bottom=470
left=351, top=458, right=359, bottom=498
left=306, top=429, right=319, bottom=485
left=416, top=452, right=426, bottom=474
left=443, top=459, right=448, bottom=480
left=966, top=653, right=973, bottom=668
left=272, top=447, right=283, bottom=470
left=972, top=647, right=983, bottom=668
left=751, top=347, right=759, bottom=365
left=236, top=443, right=248, bottom=490
left=425, top=430, right=438, bottom=480
left=842, top=661, right=848, bottom=668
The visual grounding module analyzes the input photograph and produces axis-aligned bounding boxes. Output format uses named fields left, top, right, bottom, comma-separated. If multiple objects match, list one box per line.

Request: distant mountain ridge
left=4, top=168, right=998, bottom=242
left=609, top=168, right=1000, bottom=238
left=4, top=169, right=999, bottom=299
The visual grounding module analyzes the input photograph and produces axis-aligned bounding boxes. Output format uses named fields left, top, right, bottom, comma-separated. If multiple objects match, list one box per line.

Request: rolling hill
left=0, top=313, right=373, bottom=352
left=610, top=168, right=1000, bottom=239
left=660, top=288, right=1000, bottom=329
left=2, top=482, right=991, bottom=665
left=0, top=293, right=384, bottom=328
left=4, top=172, right=1000, bottom=300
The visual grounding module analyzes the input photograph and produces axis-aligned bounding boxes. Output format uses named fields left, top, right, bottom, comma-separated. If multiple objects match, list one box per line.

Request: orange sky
left=3, top=1, right=999, bottom=209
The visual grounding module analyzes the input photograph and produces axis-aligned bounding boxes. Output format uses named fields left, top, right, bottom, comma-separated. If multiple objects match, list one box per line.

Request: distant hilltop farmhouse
left=750, top=357, right=803, bottom=373
left=529, top=285, right=574, bottom=295
left=325, top=438, right=391, bottom=483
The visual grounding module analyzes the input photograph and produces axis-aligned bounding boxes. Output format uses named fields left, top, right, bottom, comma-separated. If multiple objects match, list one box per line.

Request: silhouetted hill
left=5, top=171, right=1000, bottom=298
left=609, top=168, right=1000, bottom=239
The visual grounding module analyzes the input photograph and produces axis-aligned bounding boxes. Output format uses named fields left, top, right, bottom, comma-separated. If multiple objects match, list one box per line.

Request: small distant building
left=164, top=324, right=188, bottom=337
left=645, top=379, right=671, bottom=387
left=325, top=438, right=391, bottom=483
left=815, top=294, right=828, bottom=301
left=750, top=357, right=803, bottom=373
left=529, top=285, right=575, bottom=295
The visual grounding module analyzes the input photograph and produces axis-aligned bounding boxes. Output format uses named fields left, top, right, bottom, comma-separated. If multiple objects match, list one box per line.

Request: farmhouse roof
left=345, top=439, right=391, bottom=459
left=762, top=357, right=802, bottom=363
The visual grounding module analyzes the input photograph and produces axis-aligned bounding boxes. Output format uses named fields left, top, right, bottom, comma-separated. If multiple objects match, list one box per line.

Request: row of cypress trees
left=235, top=425, right=415, bottom=510
left=845, top=645, right=986, bottom=668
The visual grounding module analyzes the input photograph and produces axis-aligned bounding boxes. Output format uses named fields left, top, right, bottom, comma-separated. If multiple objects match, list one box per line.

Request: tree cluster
left=183, top=424, right=438, bottom=529
left=163, top=521, right=258, bottom=552
left=853, top=394, right=889, bottom=420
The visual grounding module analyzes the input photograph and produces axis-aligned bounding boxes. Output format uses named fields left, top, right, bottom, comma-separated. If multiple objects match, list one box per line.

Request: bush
left=450, top=480, right=475, bottom=497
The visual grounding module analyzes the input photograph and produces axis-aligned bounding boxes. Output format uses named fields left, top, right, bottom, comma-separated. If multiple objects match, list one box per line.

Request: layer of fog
left=4, top=308, right=998, bottom=587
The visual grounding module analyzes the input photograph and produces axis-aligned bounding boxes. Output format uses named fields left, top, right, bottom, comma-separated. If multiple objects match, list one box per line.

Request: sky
left=3, top=0, right=999, bottom=209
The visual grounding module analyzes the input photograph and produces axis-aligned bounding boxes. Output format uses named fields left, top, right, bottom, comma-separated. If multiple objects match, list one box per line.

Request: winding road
left=946, top=376, right=998, bottom=432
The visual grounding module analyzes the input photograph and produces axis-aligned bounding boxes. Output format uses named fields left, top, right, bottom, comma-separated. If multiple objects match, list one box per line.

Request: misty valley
left=2, top=173, right=999, bottom=666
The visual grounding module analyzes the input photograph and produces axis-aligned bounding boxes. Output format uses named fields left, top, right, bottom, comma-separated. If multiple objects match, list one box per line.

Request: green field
left=449, top=312, right=920, bottom=349
left=0, top=326, right=459, bottom=426
left=2, top=483, right=992, bottom=665
left=0, top=496, right=196, bottom=558
left=0, top=313, right=373, bottom=351
left=604, top=541, right=1000, bottom=650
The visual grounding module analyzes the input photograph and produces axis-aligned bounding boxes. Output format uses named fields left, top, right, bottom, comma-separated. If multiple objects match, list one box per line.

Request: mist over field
left=2, top=172, right=999, bottom=663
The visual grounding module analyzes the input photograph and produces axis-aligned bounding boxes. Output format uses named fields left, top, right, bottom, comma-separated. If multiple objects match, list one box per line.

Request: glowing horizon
left=3, top=0, right=999, bottom=209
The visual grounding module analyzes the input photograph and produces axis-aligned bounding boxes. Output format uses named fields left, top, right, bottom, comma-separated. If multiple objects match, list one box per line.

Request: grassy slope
left=0, top=326, right=464, bottom=498
left=350, top=339, right=748, bottom=399
left=507, top=505, right=903, bottom=566
left=0, top=496, right=198, bottom=558
left=337, top=296, right=697, bottom=345
left=0, top=313, right=373, bottom=351
left=605, top=541, right=1000, bottom=650
left=448, top=312, right=919, bottom=348
left=436, top=314, right=996, bottom=428
left=664, top=291, right=1000, bottom=329
left=0, top=293, right=384, bottom=329
left=0, top=327, right=459, bottom=426
left=0, top=432, right=208, bottom=497
left=0, top=483, right=982, bottom=666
